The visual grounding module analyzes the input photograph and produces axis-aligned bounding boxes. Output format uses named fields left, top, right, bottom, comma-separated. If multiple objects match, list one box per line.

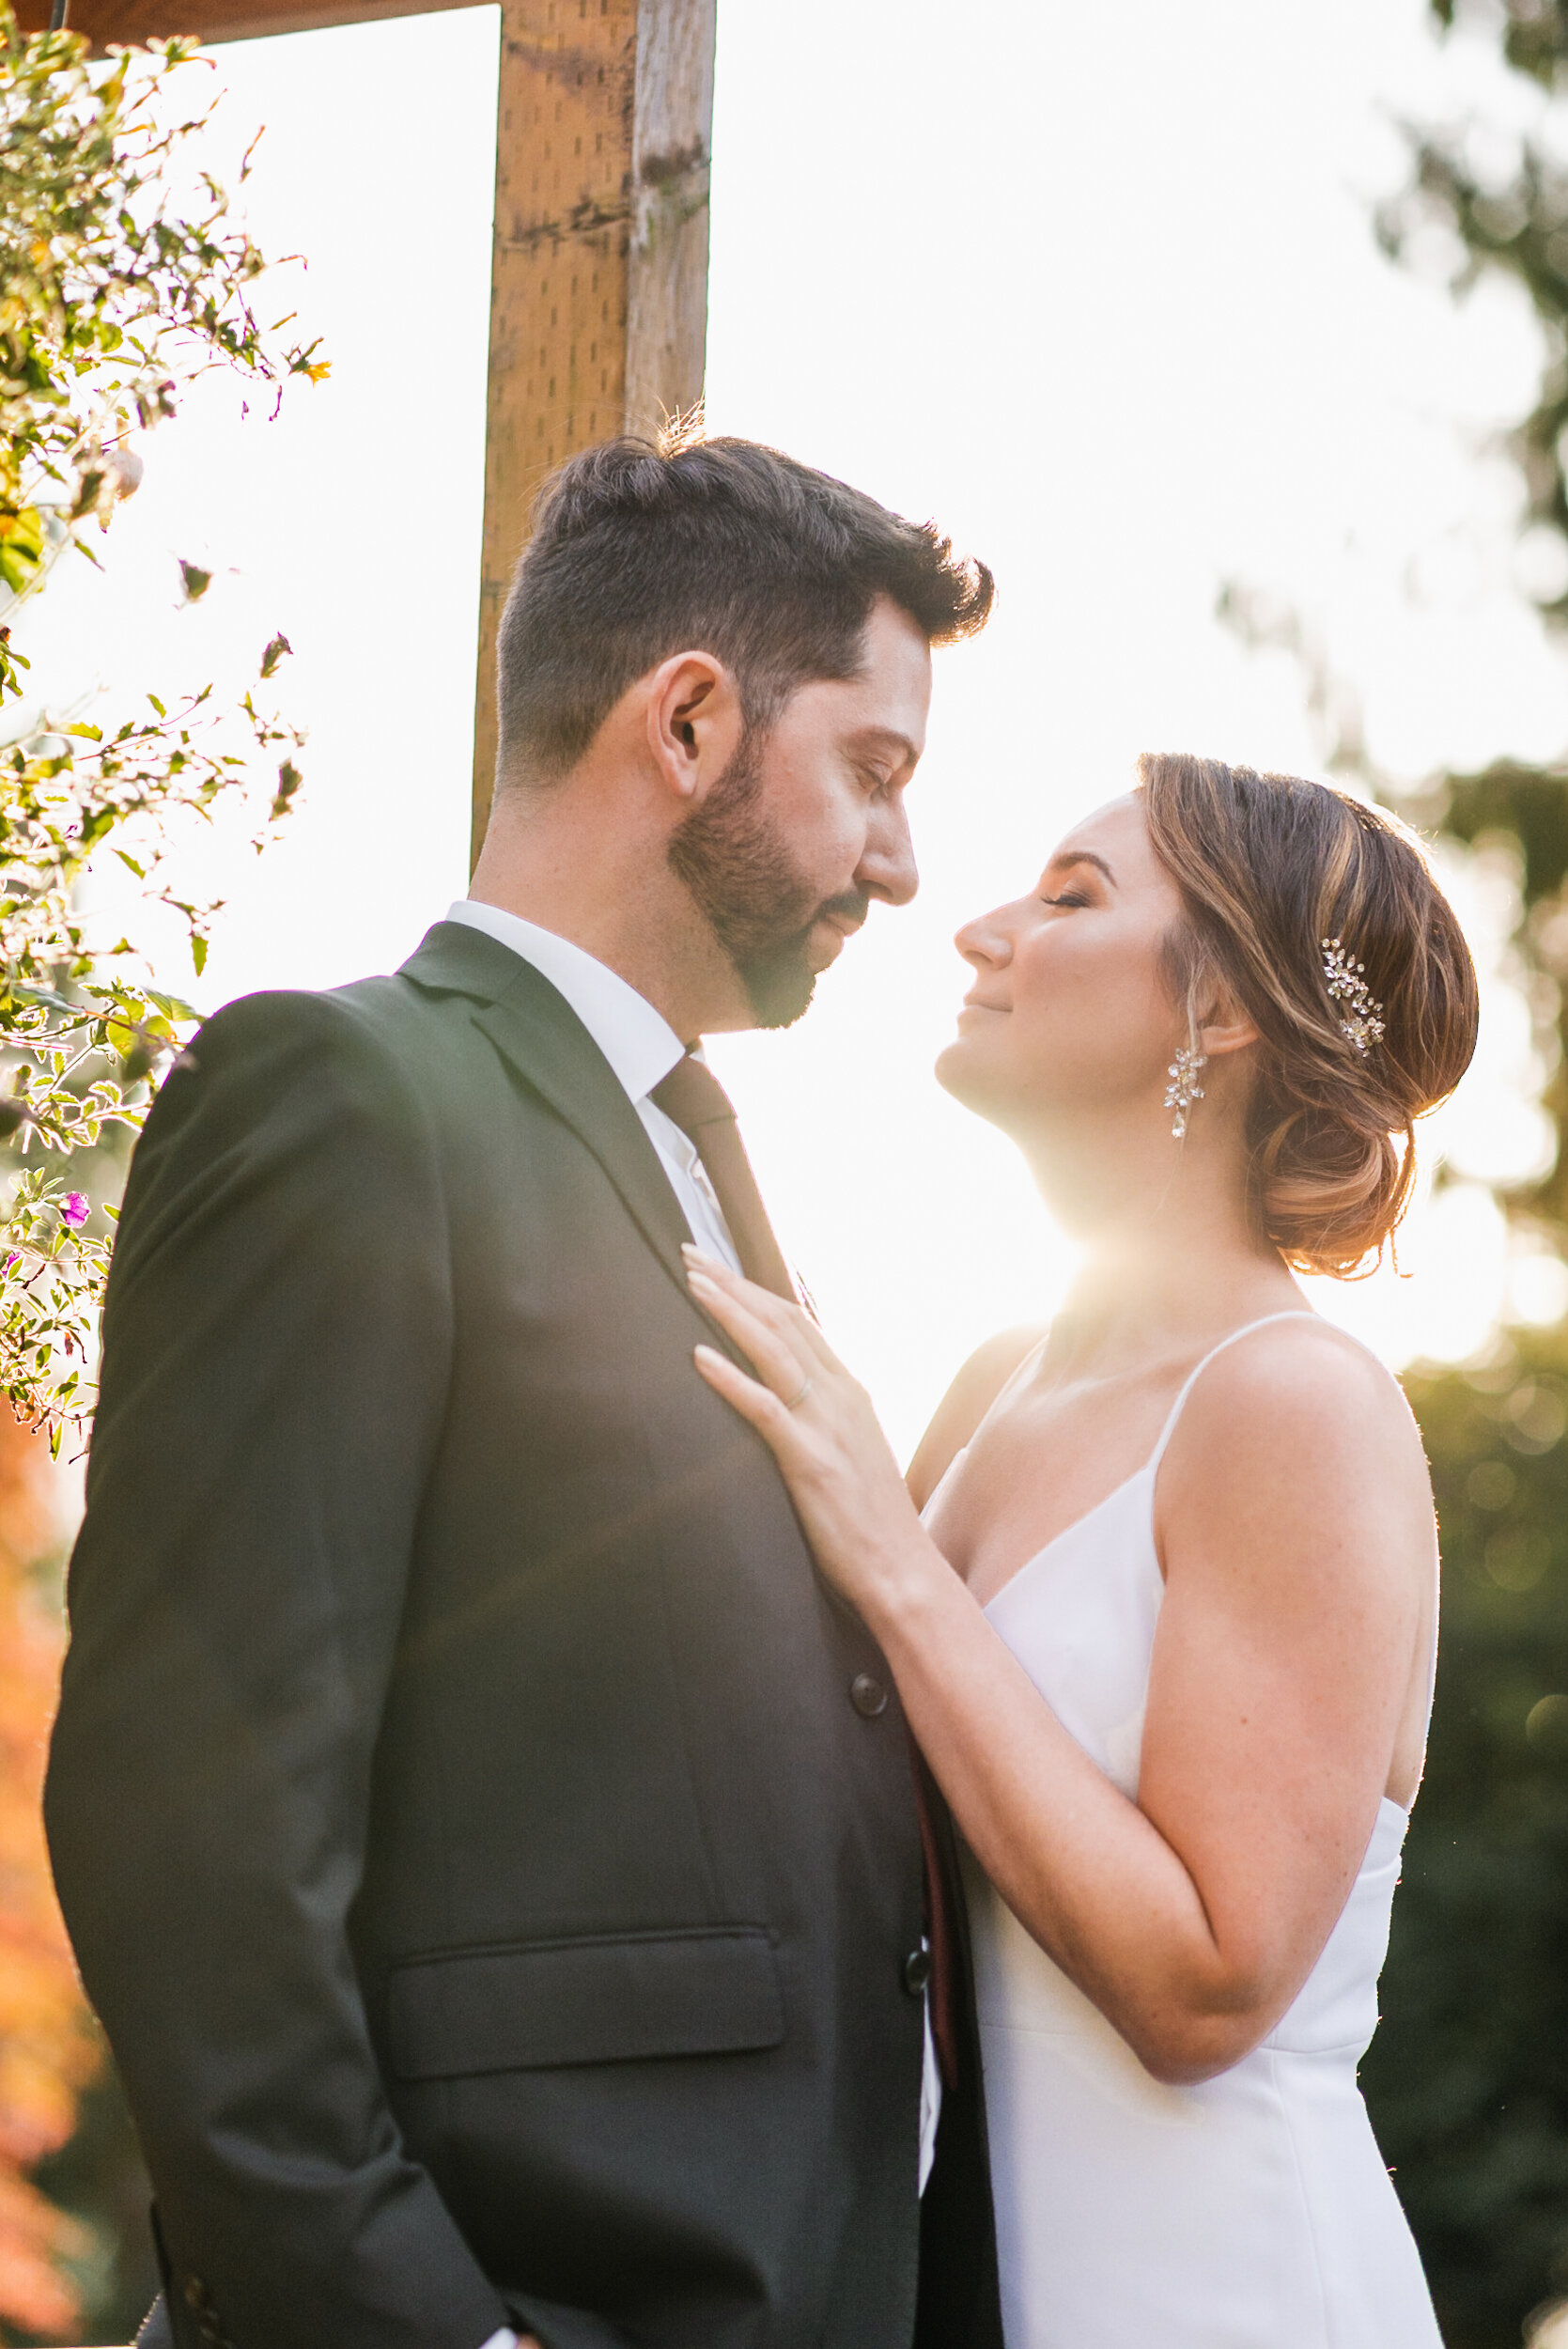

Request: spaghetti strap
left=1145, top=1310, right=1327, bottom=1477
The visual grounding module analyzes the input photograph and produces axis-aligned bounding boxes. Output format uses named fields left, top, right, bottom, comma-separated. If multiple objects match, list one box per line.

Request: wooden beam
left=13, top=0, right=478, bottom=48
left=470, top=0, right=715, bottom=862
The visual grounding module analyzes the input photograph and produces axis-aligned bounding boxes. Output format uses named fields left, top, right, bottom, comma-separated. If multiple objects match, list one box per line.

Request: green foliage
left=0, top=668, right=301, bottom=1444
left=1430, top=0, right=1568, bottom=91
left=1367, top=1328, right=1568, bottom=2345
left=0, top=5, right=312, bottom=1445
left=1379, top=126, right=1568, bottom=636
left=1306, top=17, right=1568, bottom=2341
left=0, top=5, right=324, bottom=699
left=1376, top=8, right=1568, bottom=1234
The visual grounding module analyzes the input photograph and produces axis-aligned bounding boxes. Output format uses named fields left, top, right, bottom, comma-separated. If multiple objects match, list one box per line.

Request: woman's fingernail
left=684, top=1244, right=725, bottom=1269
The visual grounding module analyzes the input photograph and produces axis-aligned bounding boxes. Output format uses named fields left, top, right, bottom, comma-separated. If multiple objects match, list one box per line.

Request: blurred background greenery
left=1349, top=10, right=1568, bottom=2338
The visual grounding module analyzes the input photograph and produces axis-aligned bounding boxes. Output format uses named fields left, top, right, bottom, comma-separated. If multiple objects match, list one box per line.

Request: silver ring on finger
left=785, top=1374, right=814, bottom=1410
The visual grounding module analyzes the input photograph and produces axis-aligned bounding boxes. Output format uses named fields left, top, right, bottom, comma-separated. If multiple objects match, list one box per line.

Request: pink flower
left=61, top=1192, right=88, bottom=1228
left=2, top=1252, right=18, bottom=1271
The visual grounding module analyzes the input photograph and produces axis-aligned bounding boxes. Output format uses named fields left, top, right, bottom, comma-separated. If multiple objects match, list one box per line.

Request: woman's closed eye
left=1041, top=890, right=1091, bottom=910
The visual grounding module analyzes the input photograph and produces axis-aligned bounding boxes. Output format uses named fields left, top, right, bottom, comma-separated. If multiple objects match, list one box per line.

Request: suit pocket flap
left=386, top=1925, right=784, bottom=2078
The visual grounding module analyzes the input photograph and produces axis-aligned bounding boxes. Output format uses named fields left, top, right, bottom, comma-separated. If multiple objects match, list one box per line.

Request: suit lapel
left=400, top=923, right=707, bottom=1314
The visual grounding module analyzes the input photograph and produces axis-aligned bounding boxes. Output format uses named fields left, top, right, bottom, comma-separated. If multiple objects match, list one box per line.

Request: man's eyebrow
left=1048, top=849, right=1117, bottom=886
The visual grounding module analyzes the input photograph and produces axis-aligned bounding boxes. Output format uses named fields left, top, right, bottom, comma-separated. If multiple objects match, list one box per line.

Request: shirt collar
left=447, top=899, right=686, bottom=1107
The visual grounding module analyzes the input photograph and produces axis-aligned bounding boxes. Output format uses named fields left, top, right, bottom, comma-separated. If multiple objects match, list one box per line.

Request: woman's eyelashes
left=1040, top=889, right=1091, bottom=910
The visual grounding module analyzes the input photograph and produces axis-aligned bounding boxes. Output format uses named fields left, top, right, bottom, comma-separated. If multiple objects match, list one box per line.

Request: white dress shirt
left=447, top=898, right=743, bottom=1273
left=443, top=902, right=938, bottom=2349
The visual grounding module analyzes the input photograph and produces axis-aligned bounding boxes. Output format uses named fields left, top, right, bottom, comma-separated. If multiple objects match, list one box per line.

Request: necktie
left=649, top=1053, right=797, bottom=1300
left=652, top=1050, right=961, bottom=2090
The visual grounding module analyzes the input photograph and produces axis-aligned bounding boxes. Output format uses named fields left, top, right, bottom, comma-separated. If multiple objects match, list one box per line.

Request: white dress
left=941, top=1313, right=1442, bottom=2349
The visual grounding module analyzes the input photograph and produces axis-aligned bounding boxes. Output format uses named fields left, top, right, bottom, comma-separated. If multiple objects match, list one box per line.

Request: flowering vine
left=0, top=2, right=318, bottom=1445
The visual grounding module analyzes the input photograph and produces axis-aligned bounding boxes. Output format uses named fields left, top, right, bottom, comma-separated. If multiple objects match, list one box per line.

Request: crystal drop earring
left=1164, top=1045, right=1208, bottom=1141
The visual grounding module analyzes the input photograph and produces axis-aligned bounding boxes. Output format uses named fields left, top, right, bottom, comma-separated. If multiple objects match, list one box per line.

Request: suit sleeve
left=44, top=988, right=512, bottom=2349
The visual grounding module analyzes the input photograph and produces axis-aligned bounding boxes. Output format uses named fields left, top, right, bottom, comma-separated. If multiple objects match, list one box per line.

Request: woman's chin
left=935, top=1034, right=1016, bottom=1127
left=933, top=1033, right=970, bottom=1096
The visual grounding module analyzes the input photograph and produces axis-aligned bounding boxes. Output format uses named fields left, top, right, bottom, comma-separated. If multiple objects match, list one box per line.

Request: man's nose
left=859, top=796, right=919, bottom=907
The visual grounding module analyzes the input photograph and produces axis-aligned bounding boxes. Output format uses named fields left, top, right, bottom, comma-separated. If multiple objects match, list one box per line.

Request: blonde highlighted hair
left=1138, top=753, right=1480, bottom=1278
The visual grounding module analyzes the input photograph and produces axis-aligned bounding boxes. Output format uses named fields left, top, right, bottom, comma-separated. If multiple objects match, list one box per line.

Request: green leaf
left=191, top=933, right=207, bottom=977
left=147, top=990, right=198, bottom=1022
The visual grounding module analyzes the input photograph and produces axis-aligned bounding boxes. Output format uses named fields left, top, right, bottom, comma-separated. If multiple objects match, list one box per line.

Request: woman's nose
left=955, top=906, right=1015, bottom=969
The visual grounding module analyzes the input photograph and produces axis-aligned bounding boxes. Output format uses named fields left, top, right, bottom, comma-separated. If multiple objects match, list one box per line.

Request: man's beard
left=668, top=732, right=868, bottom=1029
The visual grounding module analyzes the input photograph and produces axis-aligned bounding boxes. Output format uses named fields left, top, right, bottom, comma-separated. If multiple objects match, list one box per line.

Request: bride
left=683, top=753, right=1478, bottom=2348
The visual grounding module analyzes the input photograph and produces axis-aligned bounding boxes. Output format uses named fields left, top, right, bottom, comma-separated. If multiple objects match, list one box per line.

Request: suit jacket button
left=850, top=1672, right=888, bottom=1719
left=903, top=1945, right=933, bottom=1996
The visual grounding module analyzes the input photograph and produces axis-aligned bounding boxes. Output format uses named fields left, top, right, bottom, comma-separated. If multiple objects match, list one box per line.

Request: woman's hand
left=685, top=1246, right=939, bottom=1623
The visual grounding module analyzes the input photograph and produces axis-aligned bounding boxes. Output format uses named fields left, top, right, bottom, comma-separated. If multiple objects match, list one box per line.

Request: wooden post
left=626, top=0, right=715, bottom=440
left=470, top=0, right=716, bottom=863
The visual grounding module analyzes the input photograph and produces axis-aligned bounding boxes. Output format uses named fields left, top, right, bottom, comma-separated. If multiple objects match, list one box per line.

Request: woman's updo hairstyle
left=1139, top=753, right=1480, bottom=1278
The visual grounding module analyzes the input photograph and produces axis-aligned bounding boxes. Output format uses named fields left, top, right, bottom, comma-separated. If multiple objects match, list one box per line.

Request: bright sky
left=17, top=0, right=1568, bottom=1455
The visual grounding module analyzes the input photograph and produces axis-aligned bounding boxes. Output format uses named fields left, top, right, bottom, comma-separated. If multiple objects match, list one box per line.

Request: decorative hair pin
left=1320, top=938, right=1385, bottom=1054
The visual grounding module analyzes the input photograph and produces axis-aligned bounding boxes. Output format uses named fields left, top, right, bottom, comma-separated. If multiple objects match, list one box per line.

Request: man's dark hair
left=494, top=428, right=995, bottom=784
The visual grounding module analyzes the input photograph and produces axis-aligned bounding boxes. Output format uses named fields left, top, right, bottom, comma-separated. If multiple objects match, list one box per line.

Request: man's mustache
left=815, top=890, right=871, bottom=935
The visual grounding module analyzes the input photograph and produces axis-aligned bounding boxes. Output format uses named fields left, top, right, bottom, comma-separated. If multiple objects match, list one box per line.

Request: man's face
left=668, top=595, right=930, bottom=1028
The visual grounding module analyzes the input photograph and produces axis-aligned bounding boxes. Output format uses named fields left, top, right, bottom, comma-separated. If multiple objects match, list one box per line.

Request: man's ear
left=644, top=648, right=744, bottom=804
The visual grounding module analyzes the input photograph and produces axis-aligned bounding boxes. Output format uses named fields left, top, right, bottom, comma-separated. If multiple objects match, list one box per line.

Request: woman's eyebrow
left=1047, top=850, right=1117, bottom=886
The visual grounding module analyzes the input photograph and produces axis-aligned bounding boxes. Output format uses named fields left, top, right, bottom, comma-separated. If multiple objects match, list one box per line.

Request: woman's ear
left=1195, top=980, right=1260, bottom=1063
left=644, top=648, right=744, bottom=803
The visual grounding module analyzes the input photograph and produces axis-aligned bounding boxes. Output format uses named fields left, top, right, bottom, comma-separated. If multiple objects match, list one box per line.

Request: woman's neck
left=1048, top=1243, right=1301, bottom=1382
left=1022, top=1116, right=1302, bottom=1378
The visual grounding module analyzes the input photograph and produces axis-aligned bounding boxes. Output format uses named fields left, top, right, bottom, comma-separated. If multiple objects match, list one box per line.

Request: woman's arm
left=688, top=1254, right=1432, bottom=2085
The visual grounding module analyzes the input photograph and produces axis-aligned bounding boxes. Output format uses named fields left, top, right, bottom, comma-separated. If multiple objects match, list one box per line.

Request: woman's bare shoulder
left=906, top=1323, right=1049, bottom=1509
left=1163, top=1315, right=1433, bottom=1563
left=1189, top=1315, right=1421, bottom=1451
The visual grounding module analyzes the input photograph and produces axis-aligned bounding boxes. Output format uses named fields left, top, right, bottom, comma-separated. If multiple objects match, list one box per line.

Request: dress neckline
left=979, top=1458, right=1154, bottom=1619
left=965, top=1311, right=1327, bottom=1619
left=950, top=1309, right=1420, bottom=1822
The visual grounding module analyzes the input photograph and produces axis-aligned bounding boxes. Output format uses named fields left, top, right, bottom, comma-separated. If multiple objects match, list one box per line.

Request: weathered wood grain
left=469, top=0, right=715, bottom=859
left=626, top=0, right=714, bottom=439
left=471, top=0, right=636, bottom=859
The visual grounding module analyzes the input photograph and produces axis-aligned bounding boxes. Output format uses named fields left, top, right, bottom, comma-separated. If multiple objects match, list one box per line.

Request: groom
left=45, top=432, right=1000, bottom=2349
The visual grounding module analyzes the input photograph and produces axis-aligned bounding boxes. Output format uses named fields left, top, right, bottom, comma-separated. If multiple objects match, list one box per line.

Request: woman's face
left=936, top=794, right=1189, bottom=1138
